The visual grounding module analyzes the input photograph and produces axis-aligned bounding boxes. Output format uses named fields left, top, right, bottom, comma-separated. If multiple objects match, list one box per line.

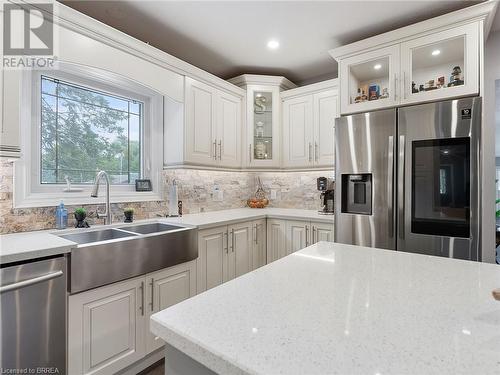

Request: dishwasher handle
left=0, top=270, right=63, bottom=293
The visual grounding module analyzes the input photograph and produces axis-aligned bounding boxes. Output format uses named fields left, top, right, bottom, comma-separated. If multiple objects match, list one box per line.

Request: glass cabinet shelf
left=253, top=91, right=273, bottom=160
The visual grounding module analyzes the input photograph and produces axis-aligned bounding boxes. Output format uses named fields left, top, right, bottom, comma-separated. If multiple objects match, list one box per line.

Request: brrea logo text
left=3, top=2, right=56, bottom=69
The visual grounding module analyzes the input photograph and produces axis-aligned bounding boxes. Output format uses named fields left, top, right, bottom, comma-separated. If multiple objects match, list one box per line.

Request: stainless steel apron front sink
left=58, top=223, right=198, bottom=294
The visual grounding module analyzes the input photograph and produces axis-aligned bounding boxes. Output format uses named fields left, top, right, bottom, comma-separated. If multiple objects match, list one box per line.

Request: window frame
left=14, top=62, right=164, bottom=208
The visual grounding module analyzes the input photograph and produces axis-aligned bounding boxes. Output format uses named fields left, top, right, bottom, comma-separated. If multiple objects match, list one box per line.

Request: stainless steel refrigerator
left=334, top=97, right=481, bottom=261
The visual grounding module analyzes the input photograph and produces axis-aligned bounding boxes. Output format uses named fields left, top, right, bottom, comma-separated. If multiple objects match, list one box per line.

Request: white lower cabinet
left=197, top=219, right=267, bottom=293
left=267, top=219, right=334, bottom=262
left=311, top=221, right=334, bottom=243
left=68, top=261, right=196, bottom=375
left=251, top=219, right=267, bottom=270
left=266, top=219, right=287, bottom=263
left=145, top=262, right=196, bottom=354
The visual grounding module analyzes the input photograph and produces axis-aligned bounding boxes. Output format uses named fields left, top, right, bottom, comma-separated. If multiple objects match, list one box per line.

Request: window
left=14, top=63, right=164, bottom=208
left=40, top=76, right=143, bottom=185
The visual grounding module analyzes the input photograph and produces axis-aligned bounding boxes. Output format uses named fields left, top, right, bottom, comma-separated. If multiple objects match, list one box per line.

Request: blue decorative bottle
left=55, top=201, right=68, bottom=229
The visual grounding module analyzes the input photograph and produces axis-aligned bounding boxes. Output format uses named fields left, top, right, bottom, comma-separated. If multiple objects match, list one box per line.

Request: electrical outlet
left=270, top=189, right=277, bottom=200
left=213, top=185, right=223, bottom=202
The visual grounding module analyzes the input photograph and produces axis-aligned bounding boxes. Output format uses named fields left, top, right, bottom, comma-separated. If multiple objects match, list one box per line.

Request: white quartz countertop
left=151, top=242, right=500, bottom=375
left=0, top=231, right=76, bottom=264
left=0, top=208, right=332, bottom=265
left=162, top=207, right=333, bottom=228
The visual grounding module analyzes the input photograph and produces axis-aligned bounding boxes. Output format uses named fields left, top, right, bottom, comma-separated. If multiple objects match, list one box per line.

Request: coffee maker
left=317, top=177, right=334, bottom=215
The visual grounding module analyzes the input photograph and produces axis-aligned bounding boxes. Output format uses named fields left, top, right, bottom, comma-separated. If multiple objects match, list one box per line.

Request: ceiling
left=60, top=0, right=485, bottom=85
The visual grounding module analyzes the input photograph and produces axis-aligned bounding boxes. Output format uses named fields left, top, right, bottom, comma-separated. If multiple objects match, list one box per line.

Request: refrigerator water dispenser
left=341, top=174, right=372, bottom=215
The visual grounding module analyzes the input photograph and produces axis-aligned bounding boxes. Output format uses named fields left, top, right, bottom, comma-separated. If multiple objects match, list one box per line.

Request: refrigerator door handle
left=398, top=135, right=405, bottom=240
left=387, top=136, right=394, bottom=238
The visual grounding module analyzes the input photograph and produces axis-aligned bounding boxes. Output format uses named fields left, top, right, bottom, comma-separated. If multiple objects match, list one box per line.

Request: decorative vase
left=124, top=211, right=134, bottom=223
left=74, top=212, right=89, bottom=228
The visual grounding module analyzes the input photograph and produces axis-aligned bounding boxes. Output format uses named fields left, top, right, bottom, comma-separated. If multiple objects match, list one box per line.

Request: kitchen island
left=151, top=242, right=500, bottom=375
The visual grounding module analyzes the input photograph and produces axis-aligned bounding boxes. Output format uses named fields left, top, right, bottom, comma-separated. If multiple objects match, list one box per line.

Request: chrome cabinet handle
left=139, top=281, right=145, bottom=316
left=0, top=270, right=63, bottom=294
left=213, top=140, right=217, bottom=160
left=231, top=229, right=235, bottom=253
left=249, top=144, right=252, bottom=162
left=398, top=135, right=405, bottom=240
left=312, top=226, right=316, bottom=244
left=393, top=73, right=397, bottom=102
left=403, top=71, right=407, bottom=100
left=315, top=142, right=319, bottom=162
left=149, top=278, right=154, bottom=311
left=308, top=143, right=312, bottom=162
left=218, top=140, right=222, bottom=160
left=387, top=136, right=394, bottom=239
left=253, top=224, right=257, bottom=244
left=305, top=225, right=309, bottom=246
left=224, top=232, right=228, bottom=253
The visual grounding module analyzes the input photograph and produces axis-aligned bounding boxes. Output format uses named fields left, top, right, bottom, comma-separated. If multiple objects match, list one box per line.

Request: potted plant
left=124, top=207, right=134, bottom=223
left=74, top=207, right=89, bottom=228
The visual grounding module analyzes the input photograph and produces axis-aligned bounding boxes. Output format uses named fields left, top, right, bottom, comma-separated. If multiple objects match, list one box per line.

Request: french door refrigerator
left=334, top=97, right=481, bottom=261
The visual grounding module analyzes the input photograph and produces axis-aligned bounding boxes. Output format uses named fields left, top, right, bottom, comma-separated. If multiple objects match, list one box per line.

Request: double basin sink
left=58, top=223, right=198, bottom=294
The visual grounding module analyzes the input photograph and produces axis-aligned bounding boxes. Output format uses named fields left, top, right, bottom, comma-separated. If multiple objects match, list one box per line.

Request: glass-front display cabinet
left=400, top=23, right=479, bottom=104
left=228, top=75, right=296, bottom=168
left=339, top=45, right=400, bottom=114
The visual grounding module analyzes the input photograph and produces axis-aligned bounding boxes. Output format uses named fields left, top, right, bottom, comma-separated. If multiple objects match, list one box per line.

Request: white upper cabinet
left=185, top=77, right=217, bottom=165
left=282, top=80, right=338, bottom=169
left=400, top=23, right=479, bottom=105
left=313, top=90, right=338, bottom=167
left=216, top=91, right=242, bottom=168
left=330, top=2, right=495, bottom=115
left=339, top=45, right=400, bottom=114
left=1, top=70, right=21, bottom=158
left=283, top=95, right=314, bottom=168
left=175, top=77, right=243, bottom=168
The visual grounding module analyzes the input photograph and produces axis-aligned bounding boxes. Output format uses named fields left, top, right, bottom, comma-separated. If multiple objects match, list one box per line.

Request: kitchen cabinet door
left=313, top=90, right=338, bottom=167
left=216, top=91, right=242, bottom=168
left=266, top=219, right=287, bottom=263
left=286, top=220, right=311, bottom=255
left=197, top=226, right=227, bottom=293
left=145, top=261, right=196, bottom=354
left=251, top=219, right=267, bottom=270
left=185, top=77, right=217, bottom=166
left=400, top=22, right=479, bottom=105
left=68, top=277, right=145, bottom=375
left=339, top=44, right=400, bottom=114
left=312, top=222, right=334, bottom=244
left=1, top=70, right=21, bottom=158
left=282, top=95, right=314, bottom=168
left=246, top=85, right=281, bottom=168
left=226, top=222, right=253, bottom=281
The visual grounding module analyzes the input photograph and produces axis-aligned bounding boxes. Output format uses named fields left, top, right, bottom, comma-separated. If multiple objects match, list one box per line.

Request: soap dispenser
left=55, top=201, right=68, bottom=229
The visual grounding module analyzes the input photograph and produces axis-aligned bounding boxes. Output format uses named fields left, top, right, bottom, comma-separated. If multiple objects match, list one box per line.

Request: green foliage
left=74, top=207, right=86, bottom=215
left=41, top=78, right=140, bottom=184
left=124, top=207, right=134, bottom=214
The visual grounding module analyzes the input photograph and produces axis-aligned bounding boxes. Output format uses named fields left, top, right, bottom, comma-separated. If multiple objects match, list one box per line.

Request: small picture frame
left=135, top=179, right=152, bottom=192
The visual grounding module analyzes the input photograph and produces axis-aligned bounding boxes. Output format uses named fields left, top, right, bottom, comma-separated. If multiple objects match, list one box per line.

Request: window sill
left=13, top=190, right=162, bottom=209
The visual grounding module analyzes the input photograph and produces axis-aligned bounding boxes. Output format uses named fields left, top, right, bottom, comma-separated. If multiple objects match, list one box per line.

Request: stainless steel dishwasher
left=0, top=256, right=66, bottom=373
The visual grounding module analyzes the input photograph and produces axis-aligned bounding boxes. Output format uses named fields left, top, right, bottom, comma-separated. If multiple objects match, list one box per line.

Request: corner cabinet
left=330, top=12, right=488, bottom=115
left=282, top=81, right=339, bottom=169
left=228, top=75, right=296, bottom=169
left=68, top=261, right=196, bottom=375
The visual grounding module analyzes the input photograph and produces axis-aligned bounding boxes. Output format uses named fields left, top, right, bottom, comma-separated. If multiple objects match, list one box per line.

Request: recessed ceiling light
left=432, top=49, right=441, bottom=56
left=374, top=64, right=382, bottom=70
left=267, top=40, right=280, bottom=50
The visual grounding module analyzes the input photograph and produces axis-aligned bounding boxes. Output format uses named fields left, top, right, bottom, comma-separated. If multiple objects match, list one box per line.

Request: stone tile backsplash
left=0, top=160, right=333, bottom=234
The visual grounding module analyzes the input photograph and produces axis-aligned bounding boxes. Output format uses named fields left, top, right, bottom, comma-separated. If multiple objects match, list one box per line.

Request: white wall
left=483, top=29, right=500, bottom=263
